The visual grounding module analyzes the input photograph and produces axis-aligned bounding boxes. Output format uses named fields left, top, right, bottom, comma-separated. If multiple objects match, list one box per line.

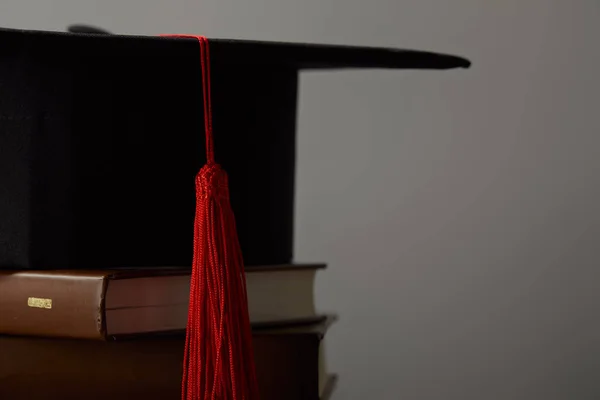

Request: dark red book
left=0, top=317, right=338, bottom=400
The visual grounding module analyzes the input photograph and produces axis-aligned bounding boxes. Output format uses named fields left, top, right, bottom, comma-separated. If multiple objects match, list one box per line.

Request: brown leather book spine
left=0, top=271, right=108, bottom=339
left=0, top=334, right=324, bottom=400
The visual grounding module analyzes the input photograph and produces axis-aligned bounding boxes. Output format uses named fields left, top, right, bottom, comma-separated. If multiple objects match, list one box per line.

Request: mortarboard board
left=0, top=27, right=469, bottom=271
left=0, top=27, right=470, bottom=399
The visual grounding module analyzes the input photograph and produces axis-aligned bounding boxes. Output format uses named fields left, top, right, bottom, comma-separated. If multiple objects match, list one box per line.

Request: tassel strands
left=163, top=34, right=259, bottom=400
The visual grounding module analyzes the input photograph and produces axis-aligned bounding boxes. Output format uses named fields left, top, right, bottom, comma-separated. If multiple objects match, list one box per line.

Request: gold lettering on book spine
left=27, top=297, right=52, bottom=309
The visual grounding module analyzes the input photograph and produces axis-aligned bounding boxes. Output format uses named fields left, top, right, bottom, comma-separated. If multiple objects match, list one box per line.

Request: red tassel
left=162, top=34, right=259, bottom=400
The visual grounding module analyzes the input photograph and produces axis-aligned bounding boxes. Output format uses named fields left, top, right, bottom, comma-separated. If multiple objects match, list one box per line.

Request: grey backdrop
left=1, top=1, right=599, bottom=399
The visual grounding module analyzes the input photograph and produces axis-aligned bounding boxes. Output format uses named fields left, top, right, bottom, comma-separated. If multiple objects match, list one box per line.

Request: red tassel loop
left=162, top=34, right=259, bottom=400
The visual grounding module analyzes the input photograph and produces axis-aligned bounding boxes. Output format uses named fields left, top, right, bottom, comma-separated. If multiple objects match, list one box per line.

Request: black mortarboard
left=0, top=27, right=470, bottom=270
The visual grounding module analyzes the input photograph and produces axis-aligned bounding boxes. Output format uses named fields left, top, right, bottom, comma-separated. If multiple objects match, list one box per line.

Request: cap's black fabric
left=0, top=28, right=470, bottom=269
left=5, top=27, right=471, bottom=70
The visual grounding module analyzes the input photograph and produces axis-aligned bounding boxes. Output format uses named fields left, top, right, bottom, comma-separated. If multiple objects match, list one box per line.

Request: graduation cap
left=0, top=26, right=470, bottom=399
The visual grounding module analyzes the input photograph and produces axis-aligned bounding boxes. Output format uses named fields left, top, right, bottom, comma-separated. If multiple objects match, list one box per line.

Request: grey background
left=1, top=1, right=599, bottom=399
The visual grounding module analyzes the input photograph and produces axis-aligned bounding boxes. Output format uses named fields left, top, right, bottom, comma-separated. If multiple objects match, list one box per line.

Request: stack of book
left=0, top=264, right=337, bottom=399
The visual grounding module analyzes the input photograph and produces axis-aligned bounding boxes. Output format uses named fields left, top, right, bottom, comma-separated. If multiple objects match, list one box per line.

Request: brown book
left=0, top=316, right=338, bottom=400
left=0, top=263, right=325, bottom=339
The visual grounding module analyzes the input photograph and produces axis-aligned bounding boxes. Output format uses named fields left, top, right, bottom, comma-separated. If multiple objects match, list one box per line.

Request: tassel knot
left=196, top=164, right=230, bottom=200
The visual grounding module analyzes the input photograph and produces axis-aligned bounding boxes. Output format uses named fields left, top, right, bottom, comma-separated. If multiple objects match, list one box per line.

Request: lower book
left=0, top=316, right=337, bottom=400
